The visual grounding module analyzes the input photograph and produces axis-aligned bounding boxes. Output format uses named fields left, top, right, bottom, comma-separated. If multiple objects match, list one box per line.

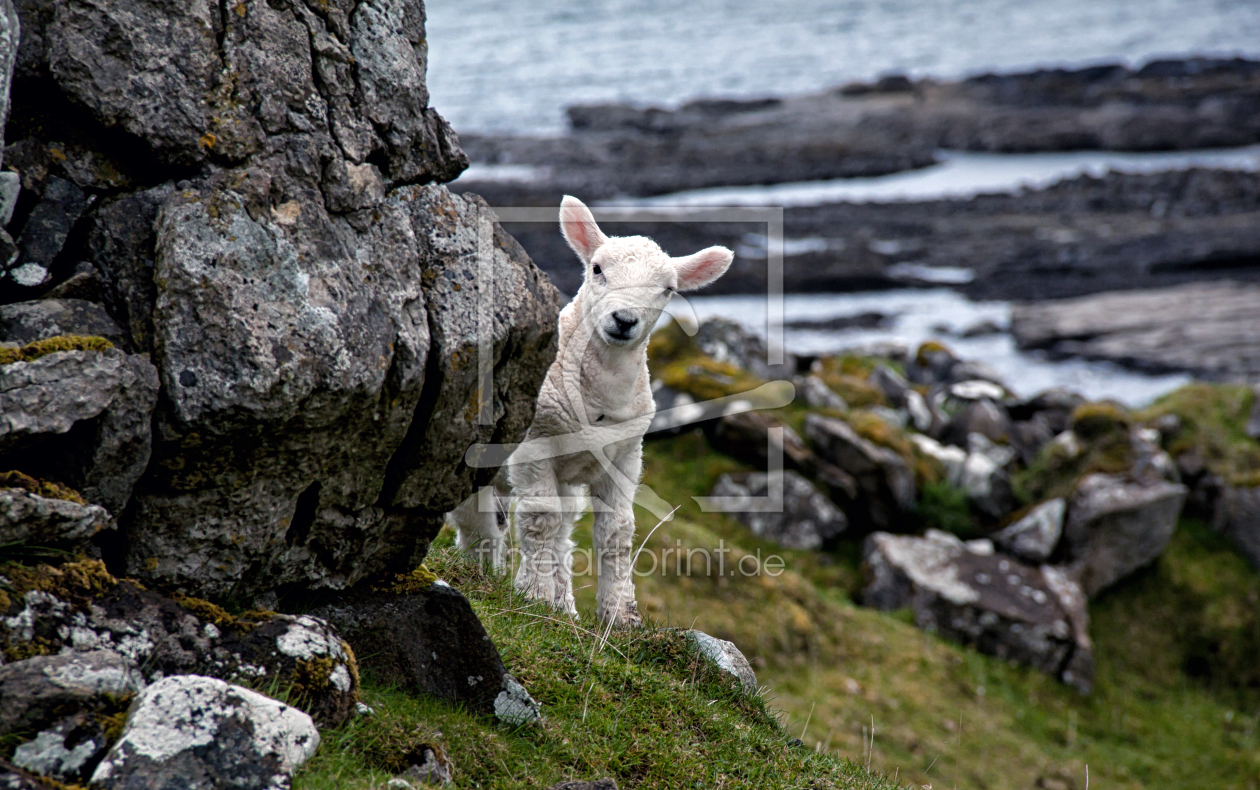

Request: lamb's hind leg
left=449, top=481, right=508, bottom=571
left=590, top=450, right=644, bottom=628
left=511, top=461, right=578, bottom=615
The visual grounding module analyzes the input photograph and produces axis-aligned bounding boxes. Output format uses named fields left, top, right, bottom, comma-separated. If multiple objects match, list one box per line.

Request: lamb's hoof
left=600, top=601, right=643, bottom=629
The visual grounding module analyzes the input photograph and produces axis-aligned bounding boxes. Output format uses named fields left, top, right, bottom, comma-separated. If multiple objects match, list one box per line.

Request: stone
left=861, top=530, right=1093, bottom=692
left=310, top=580, right=540, bottom=724
left=0, top=299, right=126, bottom=347
left=0, top=486, right=111, bottom=550
left=0, top=563, right=360, bottom=726
left=12, top=712, right=111, bottom=783
left=703, top=411, right=857, bottom=503
left=90, top=675, right=320, bottom=790
left=945, top=398, right=1012, bottom=446
left=992, top=499, right=1067, bottom=564
left=1212, top=486, right=1260, bottom=570
left=804, top=413, right=915, bottom=531
left=686, top=629, right=758, bottom=694
left=9, top=176, right=87, bottom=286
left=692, top=317, right=793, bottom=380
left=1247, top=384, right=1260, bottom=440
left=0, top=172, right=19, bottom=226
left=960, top=451, right=1016, bottom=520
left=0, top=347, right=158, bottom=516
left=0, top=759, right=61, bottom=790
left=0, top=651, right=143, bottom=738
left=909, top=434, right=966, bottom=487
left=402, top=747, right=453, bottom=787
left=868, top=365, right=910, bottom=407
left=42, top=262, right=103, bottom=302
left=1012, top=281, right=1260, bottom=381
left=548, top=780, right=619, bottom=790
left=1062, top=473, right=1188, bottom=596
left=709, top=470, right=848, bottom=550
left=796, top=374, right=847, bottom=410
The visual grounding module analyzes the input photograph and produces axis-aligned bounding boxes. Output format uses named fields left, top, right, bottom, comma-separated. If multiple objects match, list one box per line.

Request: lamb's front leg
left=511, top=461, right=577, bottom=615
left=590, top=447, right=644, bottom=628
left=451, top=485, right=507, bottom=571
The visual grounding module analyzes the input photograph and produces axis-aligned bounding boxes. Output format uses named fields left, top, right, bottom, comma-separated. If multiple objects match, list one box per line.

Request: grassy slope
left=295, top=395, right=1260, bottom=789
left=294, top=534, right=896, bottom=790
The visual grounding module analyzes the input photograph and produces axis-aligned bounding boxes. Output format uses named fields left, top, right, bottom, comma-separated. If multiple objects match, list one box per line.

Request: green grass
left=293, top=532, right=896, bottom=790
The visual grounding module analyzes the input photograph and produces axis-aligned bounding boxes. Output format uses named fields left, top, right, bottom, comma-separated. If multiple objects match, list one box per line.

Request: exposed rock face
left=862, top=530, right=1093, bottom=692
left=310, top=579, right=541, bottom=725
left=804, top=414, right=915, bottom=531
left=1012, top=281, right=1260, bottom=381
left=0, top=561, right=360, bottom=726
left=1213, top=486, right=1260, bottom=570
left=0, top=298, right=125, bottom=346
left=686, top=629, right=758, bottom=694
left=90, top=675, right=319, bottom=790
left=12, top=710, right=113, bottom=783
left=710, top=470, right=847, bottom=550
left=991, top=499, right=1066, bottom=564
left=0, top=348, right=159, bottom=515
left=1062, top=474, right=1188, bottom=596
left=0, top=0, right=560, bottom=598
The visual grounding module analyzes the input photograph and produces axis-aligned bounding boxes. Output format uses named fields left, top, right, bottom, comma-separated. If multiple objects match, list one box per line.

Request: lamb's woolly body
left=451, top=197, right=732, bottom=625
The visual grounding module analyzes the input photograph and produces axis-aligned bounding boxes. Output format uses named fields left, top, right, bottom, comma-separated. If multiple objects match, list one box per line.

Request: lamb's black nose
left=611, top=311, right=638, bottom=335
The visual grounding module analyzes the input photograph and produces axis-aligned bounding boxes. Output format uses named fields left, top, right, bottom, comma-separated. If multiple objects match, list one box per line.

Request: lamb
left=449, top=196, right=733, bottom=626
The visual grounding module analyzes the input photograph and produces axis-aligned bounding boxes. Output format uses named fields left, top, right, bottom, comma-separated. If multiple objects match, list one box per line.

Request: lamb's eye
left=592, top=265, right=602, bottom=276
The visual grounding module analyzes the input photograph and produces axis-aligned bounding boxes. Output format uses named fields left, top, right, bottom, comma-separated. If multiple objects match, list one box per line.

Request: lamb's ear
left=673, top=246, right=734, bottom=291
left=559, top=195, right=607, bottom=265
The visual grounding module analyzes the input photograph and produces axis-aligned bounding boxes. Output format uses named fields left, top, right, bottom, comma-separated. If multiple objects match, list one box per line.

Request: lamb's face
left=558, top=196, right=733, bottom=350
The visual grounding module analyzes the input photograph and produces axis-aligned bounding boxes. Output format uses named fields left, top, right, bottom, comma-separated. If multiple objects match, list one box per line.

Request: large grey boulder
left=0, top=348, right=158, bottom=515
left=991, top=498, right=1066, bottom=564
left=310, top=578, right=541, bottom=726
left=1062, top=473, right=1187, bottom=596
left=804, top=413, right=915, bottom=531
left=862, top=530, right=1093, bottom=692
left=710, top=470, right=847, bottom=550
left=1213, top=486, right=1260, bottom=570
left=90, top=675, right=319, bottom=790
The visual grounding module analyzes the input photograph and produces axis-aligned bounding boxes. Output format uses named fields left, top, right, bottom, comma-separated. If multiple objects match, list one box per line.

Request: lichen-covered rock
left=0, top=650, right=141, bottom=738
left=0, top=486, right=110, bottom=550
left=1063, top=473, right=1187, bottom=596
left=991, top=498, right=1066, bottom=564
left=862, top=530, right=1093, bottom=692
left=803, top=413, right=915, bottom=531
left=12, top=711, right=112, bottom=783
left=0, top=347, right=158, bottom=516
left=686, top=629, right=758, bottom=694
left=90, top=675, right=319, bottom=790
left=0, top=299, right=125, bottom=347
left=310, top=578, right=540, bottom=724
left=709, top=470, right=847, bottom=550
left=1212, top=485, right=1260, bottom=570
left=0, top=758, right=61, bottom=790
left=0, top=560, right=360, bottom=725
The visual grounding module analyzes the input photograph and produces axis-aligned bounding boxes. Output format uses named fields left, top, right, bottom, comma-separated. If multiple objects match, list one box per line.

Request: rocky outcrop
left=1062, top=474, right=1187, bottom=596
left=804, top=414, right=915, bottom=531
left=310, top=576, right=542, bottom=725
left=991, top=499, right=1066, bottom=564
left=709, top=470, right=848, bottom=550
left=459, top=58, right=1260, bottom=201
left=90, top=675, right=320, bottom=790
left=1012, top=281, right=1260, bottom=381
left=862, top=530, right=1093, bottom=692
left=0, top=486, right=110, bottom=551
left=0, top=650, right=141, bottom=740
left=0, top=0, right=561, bottom=599
left=0, top=560, right=361, bottom=726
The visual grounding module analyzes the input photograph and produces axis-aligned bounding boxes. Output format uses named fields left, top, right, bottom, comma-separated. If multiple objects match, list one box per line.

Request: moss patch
left=0, top=470, right=87, bottom=505
left=1139, top=383, right=1260, bottom=483
left=0, top=335, right=113, bottom=366
left=386, top=564, right=438, bottom=595
left=1071, top=400, right=1131, bottom=441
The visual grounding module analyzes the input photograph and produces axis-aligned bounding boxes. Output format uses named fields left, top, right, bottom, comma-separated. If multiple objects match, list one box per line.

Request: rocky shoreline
left=457, top=58, right=1260, bottom=201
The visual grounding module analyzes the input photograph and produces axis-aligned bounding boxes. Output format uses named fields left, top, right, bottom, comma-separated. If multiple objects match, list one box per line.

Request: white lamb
left=449, top=196, right=732, bottom=626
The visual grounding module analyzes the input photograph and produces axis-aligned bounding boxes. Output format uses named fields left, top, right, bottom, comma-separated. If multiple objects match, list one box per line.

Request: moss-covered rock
left=0, top=336, right=113, bottom=367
